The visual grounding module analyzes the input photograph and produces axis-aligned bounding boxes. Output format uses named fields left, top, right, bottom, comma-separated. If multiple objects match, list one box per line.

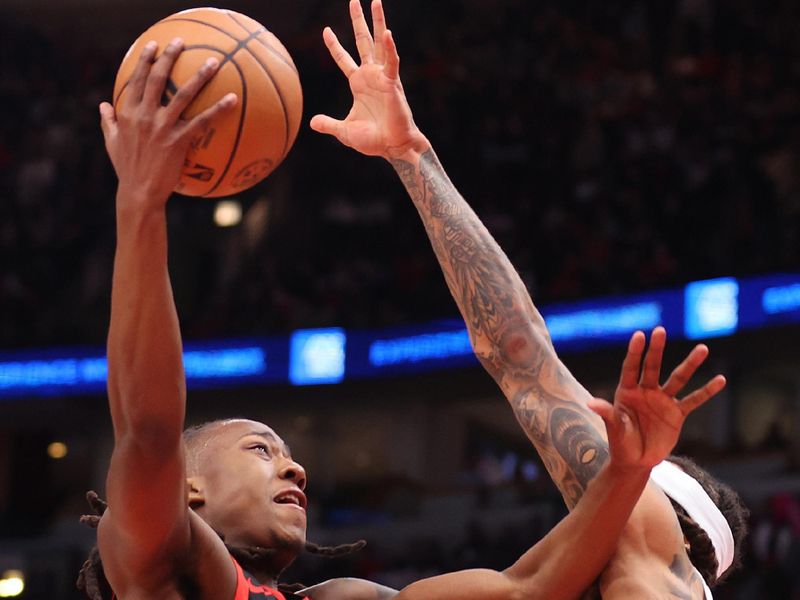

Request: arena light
left=763, top=283, right=800, bottom=315
left=546, top=302, right=663, bottom=342
left=214, top=200, right=242, bottom=227
left=684, top=277, right=739, bottom=340
left=47, top=441, right=68, bottom=459
left=289, top=328, right=346, bottom=385
left=369, top=330, right=472, bottom=367
left=0, top=570, right=24, bottom=598
left=0, top=273, right=799, bottom=398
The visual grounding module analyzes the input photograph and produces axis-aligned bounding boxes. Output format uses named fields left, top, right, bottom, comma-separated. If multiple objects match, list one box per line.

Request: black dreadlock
left=77, top=491, right=365, bottom=600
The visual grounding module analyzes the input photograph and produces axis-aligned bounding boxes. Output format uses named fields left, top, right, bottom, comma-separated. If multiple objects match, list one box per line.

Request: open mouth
left=273, top=489, right=307, bottom=511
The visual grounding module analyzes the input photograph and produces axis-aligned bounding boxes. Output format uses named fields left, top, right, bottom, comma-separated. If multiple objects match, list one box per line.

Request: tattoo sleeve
left=391, top=149, right=608, bottom=508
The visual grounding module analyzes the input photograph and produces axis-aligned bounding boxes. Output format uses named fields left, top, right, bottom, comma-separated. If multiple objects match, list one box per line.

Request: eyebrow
left=239, top=431, right=292, bottom=456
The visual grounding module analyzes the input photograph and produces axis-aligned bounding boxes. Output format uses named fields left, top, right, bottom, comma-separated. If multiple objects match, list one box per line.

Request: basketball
left=113, top=8, right=303, bottom=198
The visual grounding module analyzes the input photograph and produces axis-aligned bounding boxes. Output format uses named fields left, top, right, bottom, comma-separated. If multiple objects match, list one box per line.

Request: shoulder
left=301, top=578, right=398, bottom=600
left=97, top=508, right=237, bottom=599
left=621, top=481, right=687, bottom=557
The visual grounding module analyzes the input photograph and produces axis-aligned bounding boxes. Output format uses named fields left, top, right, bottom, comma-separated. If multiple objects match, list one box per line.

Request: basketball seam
left=224, top=10, right=254, bottom=36
left=181, top=46, right=248, bottom=197
left=232, top=47, right=291, bottom=159
left=225, top=11, right=299, bottom=75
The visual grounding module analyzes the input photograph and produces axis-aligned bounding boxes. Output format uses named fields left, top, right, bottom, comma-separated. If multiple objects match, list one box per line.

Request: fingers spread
left=371, top=0, right=387, bottom=63
left=619, top=330, right=646, bottom=389
left=662, top=343, right=709, bottom=397
left=680, top=374, right=726, bottom=414
left=309, top=114, right=347, bottom=142
left=383, top=30, right=400, bottom=81
left=350, top=0, right=375, bottom=63
left=640, top=326, right=666, bottom=388
left=166, top=56, right=220, bottom=120
left=183, top=92, right=237, bottom=139
left=128, top=40, right=158, bottom=104
left=324, top=27, right=358, bottom=78
left=142, top=37, right=184, bottom=108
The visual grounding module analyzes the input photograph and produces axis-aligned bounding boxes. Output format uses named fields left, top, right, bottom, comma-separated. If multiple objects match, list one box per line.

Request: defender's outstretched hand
left=99, top=39, right=237, bottom=205
left=588, top=327, right=726, bottom=469
left=310, top=0, right=429, bottom=159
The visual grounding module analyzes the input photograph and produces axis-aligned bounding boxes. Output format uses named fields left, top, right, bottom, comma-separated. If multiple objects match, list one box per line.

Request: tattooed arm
left=310, top=0, right=604, bottom=508
left=390, top=148, right=610, bottom=507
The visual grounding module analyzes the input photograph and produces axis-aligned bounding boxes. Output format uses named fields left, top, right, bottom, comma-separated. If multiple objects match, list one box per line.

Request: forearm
left=107, top=189, right=185, bottom=440
left=507, top=462, right=650, bottom=599
left=390, top=145, right=549, bottom=389
left=390, top=146, right=605, bottom=508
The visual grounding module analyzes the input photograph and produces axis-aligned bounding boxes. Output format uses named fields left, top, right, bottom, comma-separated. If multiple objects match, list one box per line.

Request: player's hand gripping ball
left=114, top=8, right=302, bottom=197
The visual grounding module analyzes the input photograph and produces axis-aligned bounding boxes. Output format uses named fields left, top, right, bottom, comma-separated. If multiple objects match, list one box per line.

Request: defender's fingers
left=350, top=0, right=375, bottom=63
left=679, top=375, right=726, bottom=414
left=127, top=40, right=158, bottom=104
left=99, top=102, right=118, bottom=139
left=371, top=0, right=388, bottom=63
left=662, top=344, right=709, bottom=398
left=587, top=398, right=615, bottom=430
left=309, top=114, right=348, bottom=142
left=142, top=37, right=184, bottom=107
left=383, top=30, right=400, bottom=81
left=323, top=27, right=358, bottom=78
left=619, top=331, right=646, bottom=389
left=640, top=326, right=666, bottom=388
left=166, top=57, right=220, bottom=120
left=183, top=92, right=237, bottom=138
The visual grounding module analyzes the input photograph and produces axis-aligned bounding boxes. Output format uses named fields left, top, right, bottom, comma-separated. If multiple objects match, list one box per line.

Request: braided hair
left=77, top=491, right=365, bottom=600
left=665, top=455, right=749, bottom=587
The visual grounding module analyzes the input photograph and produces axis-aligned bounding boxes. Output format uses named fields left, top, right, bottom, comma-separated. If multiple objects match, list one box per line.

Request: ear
left=187, top=476, right=206, bottom=509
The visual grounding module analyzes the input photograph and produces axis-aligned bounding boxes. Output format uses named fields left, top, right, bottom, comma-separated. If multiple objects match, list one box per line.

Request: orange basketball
left=114, top=8, right=303, bottom=197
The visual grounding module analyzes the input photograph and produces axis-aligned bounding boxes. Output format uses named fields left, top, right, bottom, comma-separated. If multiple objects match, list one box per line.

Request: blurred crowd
left=1, top=0, right=799, bottom=350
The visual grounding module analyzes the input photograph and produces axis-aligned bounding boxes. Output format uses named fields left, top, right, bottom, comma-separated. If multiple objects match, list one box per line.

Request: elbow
left=498, top=326, right=550, bottom=369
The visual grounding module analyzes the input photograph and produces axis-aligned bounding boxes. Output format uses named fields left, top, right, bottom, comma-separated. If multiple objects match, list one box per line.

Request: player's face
left=197, top=420, right=307, bottom=552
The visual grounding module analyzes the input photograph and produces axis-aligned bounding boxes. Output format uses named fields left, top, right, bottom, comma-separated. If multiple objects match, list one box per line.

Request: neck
left=227, top=544, right=293, bottom=587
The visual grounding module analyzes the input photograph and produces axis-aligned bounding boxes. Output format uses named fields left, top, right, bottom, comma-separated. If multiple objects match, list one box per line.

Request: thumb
left=310, top=114, right=346, bottom=140
left=99, top=102, right=118, bottom=139
left=587, top=397, right=615, bottom=433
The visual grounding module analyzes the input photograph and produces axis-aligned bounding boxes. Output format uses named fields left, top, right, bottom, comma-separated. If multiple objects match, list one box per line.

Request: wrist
left=116, top=182, right=171, bottom=211
left=606, top=460, right=651, bottom=481
left=385, top=130, right=431, bottom=164
left=115, top=188, right=168, bottom=234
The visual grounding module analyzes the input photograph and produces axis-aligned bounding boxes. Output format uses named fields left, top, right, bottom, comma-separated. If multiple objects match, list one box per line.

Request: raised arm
left=311, top=0, right=616, bottom=508
left=97, top=39, right=236, bottom=590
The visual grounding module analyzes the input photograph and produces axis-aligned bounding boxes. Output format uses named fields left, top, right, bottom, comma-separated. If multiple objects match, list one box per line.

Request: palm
left=338, top=64, right=417, bottom=157
left=311, top=1, right=424, bottom=159
left=589, top=328, right=726, bottom=470
left=612, top=386, right=684, bottom=467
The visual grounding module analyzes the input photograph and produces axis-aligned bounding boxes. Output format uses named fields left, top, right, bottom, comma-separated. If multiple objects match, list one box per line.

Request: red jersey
left=232, top=556, right=310, bottom=600
left=109, top=555, right=309, bottom=600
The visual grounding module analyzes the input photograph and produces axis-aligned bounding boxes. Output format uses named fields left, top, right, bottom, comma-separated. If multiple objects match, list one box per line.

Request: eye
left=251, top=443, right=271, bottom=457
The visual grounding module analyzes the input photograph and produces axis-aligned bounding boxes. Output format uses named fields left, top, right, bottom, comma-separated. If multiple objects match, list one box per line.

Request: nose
left=279, top=457, right=307, bottom=491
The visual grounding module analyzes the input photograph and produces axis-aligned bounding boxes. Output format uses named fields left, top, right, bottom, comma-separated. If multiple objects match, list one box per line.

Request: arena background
left=1, top=0, right=799, bottom=598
